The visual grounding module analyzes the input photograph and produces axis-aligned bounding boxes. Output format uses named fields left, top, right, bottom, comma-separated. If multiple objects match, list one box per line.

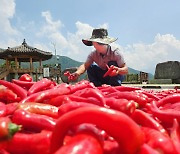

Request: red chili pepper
left=0, top=117, right=21, bottom=140
left=58, top=101, right=99, bottom=117
left=149, top=101, right=180, bottom=126
left=19, top=73, right=32, bottom=82
left=46, top=95, right=67, bottom=106
left=103, top=65, right=114, bottom=77
left=69, top=80, right=95, bottom=93
left=69, top=124, right=109, bottom=143
left=50, top=107, right=144, bottom=154
left=73, top=88, right=106, bottom=106
left=67, top=95, right=105, bottom=106
left=18, top=102, right=59, bottom=119
left=139, top=143, right=159, bottom=154
left=12, top=109, right=56, bottom=132
left=5, top=130, right=52, bottom=154
left=52, top=82, right=69, bottom=89
left=0, top=102, right=7, bottom=117
left=98, top=85, right=142, bottom=96
left=136, top=90, right=161, bottom=102
left=131, top=109, right=168, bottom=136
left=65, top=123, right=106, bottom=149
left=103, top=140, right=121, bottom=154
left=20, top=84, right=71, bottom=104
left=141, top=126, right=178, bottom=154
left=161, top=102, right=180, bottom=110
left=74, top=123, right=105, bottom=143
left=114, top=85, right=142, bottom=92
left=12, top=79, right=35, bottom=90
left=27, top=78, right=52, bottom=95
left=64, top=71, right=78, bottom=81
left=0, top=80, right=27, bottom=100
left=0, top=149, right=10, bottom=154
left=47, top=94, right=104, bottom=107
left=64, top=71, right=70, bottom=77
left=170, top=119, right=180, bottom=154
left=0, top=87, right=17, bottom=102
left=105, top=98, right=137, bottom=115
left=5, top=103, right=19, bottom=116
left=54, top=133, right=103, bottom=154
left=156, top=93, right=180, bottom=107
left=98, top=86, right=119, bottom=95
left=106, top=91, right=149, bottom=108
left=0, top=102, right=19, bottom=117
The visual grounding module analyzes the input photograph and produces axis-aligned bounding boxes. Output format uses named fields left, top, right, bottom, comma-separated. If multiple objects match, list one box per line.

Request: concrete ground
left=121, top=83, right=180, bottom=90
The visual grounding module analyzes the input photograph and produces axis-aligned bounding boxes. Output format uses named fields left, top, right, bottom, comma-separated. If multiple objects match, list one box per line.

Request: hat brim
left=82, top=37, right=117, bottom=46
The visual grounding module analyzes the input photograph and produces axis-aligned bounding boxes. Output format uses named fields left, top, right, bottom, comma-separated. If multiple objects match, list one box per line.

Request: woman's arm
left=75, top=61, right=91, bottom=76
left=108, top=63, right=128, bottom=77
left=117, top=63, right=128, bottom=75
left=68, top=62, right=91, bottom=81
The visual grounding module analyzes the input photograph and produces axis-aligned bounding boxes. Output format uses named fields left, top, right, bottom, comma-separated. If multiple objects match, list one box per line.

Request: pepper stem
left=8, top=123, right=21, bottom=138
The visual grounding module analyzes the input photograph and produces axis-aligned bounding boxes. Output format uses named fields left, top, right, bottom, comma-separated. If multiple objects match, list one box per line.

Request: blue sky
left=0, top=0, right=180, bottom=74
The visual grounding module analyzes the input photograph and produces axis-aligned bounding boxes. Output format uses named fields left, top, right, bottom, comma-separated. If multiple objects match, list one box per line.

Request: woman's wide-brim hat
left=82, top=28, right=118, bottom=46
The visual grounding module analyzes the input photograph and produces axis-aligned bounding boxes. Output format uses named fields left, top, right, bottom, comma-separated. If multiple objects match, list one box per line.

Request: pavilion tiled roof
left=0, top=39, right=53, bottom=61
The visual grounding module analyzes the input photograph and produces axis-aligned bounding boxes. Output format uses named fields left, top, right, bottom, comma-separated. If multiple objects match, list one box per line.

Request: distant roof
left=0, top=39, right=53, bottom=62
left=0, top=48, right=5, bottom=52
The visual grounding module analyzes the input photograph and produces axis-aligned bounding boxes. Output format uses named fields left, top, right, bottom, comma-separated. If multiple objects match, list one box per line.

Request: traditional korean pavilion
left=0, top=39, right=53, bottom=81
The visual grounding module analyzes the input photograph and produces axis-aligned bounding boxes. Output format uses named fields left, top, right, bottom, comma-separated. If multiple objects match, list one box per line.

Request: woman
left=70, top=28, right=128, bottom=86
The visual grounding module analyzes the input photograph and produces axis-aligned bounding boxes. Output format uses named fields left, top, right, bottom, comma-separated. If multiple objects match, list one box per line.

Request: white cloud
left=0, top=0, right=18, bottom=35
left=37, top=12, right=180, bottom=74
left=37, top=14, right=93, bottom=60
left=123, top=34, right=180, bottom=74
left=0, top=38, right=19, bottom=48
left=65, top=22, right=94, bottom=60
left=36, top=14, right=113, bottom=62
left=33, top=43, right=50, bottom=53
left=36, top=11, right=68, bottom=54
left=1, top=6, right=179, bottom=75
left=41, top=11, right=64, bottom=33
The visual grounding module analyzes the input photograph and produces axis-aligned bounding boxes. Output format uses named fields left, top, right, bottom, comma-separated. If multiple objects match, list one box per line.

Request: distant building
left=154, top=61, right=180, bottom=84
left=0, top=39, right=52, bottom=81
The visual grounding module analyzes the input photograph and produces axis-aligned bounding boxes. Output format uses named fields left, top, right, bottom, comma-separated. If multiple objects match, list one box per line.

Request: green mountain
left=0, top=55, right=154, bottom=79
left=42, top=55, right=81, bottom=71
left=44, top=56, right=154, bottom=79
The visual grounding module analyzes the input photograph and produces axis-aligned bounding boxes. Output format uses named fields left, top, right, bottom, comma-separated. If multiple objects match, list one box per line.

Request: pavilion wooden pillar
left=39, top=59, right=43, bottom=80
left=15, top=57, right=19, bottom=69
left=14, top=57, right=19, bottom=79
left=30, top=57, right=33, bottom=77
left=30, top=57, right=33, bottom=70
left=6, top=59, right=10, bottom=70
left=19, top=62, right=21, bottom=69
left=39, top=59, right=43, bottom=73
left=40, top=59, right=42, bottom=67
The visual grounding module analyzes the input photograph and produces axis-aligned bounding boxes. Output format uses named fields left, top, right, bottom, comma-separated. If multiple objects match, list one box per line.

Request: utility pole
left=51, top=42, right=61, bottom=83
left=52, top=42, right=59, bottom=66
left=51, top=42, right=57, bottom=59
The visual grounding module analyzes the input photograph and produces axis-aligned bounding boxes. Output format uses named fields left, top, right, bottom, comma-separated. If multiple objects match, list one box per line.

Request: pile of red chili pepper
left=0, top=73, right=180, bottom=154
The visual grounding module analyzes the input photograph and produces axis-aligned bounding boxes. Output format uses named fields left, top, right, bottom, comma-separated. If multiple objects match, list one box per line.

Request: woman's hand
left=109, top=66, right=119, bottom=77
left=70, top=73, right=80, bottom=81
left=64, top=71, right=79, bottom=81
left=104, top=65, right=119, bottom=77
